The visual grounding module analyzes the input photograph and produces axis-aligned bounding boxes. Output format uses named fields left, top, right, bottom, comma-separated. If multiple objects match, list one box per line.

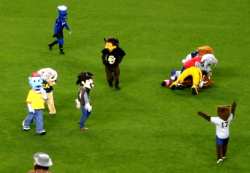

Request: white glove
left=199, top=81, right=204, bottom=88
left=27, top=104, right=35, bottom=113
left=75, top=99, right=81, bottom=109
left=84, top=103, right=92, bottom=112
left=40, top=88, right=48, bottom=100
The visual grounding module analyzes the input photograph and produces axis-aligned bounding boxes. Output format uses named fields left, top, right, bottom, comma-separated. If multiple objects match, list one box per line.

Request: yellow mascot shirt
left=26, top=90, right=45, bottom=109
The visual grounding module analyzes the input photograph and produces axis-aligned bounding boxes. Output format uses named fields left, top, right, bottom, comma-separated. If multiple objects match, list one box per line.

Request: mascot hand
left=85, top=103, right=92, bottom=112
left=75, top=99, right=81, bottom=109
left=199, top=81, right=204, bottom=88
left=40, top=88, right=48, bottom=100
left=27, top=104, right=35, bottom=113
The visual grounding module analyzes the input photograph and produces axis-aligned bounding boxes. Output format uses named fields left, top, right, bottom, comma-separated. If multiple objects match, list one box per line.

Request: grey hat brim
left=33, top=153, right=53, bottom=167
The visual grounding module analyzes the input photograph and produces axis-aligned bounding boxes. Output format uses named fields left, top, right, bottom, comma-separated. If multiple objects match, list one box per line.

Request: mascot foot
left=48, top=44, right=52, bottom=50
left=80, top=127, right=89, bottom=132
left=192, top=87, right=199, bottom=95
left=216, top=158, right=223, bottom=165
left=170, top=84, right=176, bottom=90
left=115, top=86, right=121, bottom=90
left=37, top=130, right=46, bottom=135
left=22, top=120, right=31, bottom=131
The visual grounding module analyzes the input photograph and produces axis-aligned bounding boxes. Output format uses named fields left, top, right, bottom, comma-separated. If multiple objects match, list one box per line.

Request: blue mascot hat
left=57, top=5, right=68, bottom=17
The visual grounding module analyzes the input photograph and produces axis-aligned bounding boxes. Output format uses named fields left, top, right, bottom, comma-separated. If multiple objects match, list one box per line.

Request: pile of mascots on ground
left=161, top=45, right=218, bottom=95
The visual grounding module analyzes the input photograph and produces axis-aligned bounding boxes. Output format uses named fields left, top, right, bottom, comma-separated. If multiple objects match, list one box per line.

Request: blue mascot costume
left=48, top=5, right=71, bottom=54
left=22, top=72, right=48, bottom=135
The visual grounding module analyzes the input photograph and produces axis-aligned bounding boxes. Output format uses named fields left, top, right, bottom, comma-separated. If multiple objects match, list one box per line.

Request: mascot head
left=217, top=105, right=231, bottom=121
left=197, top=45, right=213, bottom=56
left=104, top=38, right=119, bottom=52
left=76, top=72, right=94, bottom=89
left=38, top=68, right=58, bottom=86
left=29, top=72, right=43, bottom=91
left=198, top=54, right=218, bottom=74
left=57, top=5, right=68, bottom=19
left=201, top=54, right=218, bottom=66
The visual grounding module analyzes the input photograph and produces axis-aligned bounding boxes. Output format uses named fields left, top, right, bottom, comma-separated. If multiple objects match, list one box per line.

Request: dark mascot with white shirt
left=197, top=101, right=237, bottom=165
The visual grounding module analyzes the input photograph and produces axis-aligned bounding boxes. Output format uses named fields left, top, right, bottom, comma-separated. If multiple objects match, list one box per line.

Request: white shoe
left=22, top=120, right=30, bottom=131
left=216, top=159, right=223, bottom=165
left=80, top=127, right=89, bottom=131
left=37, top=130, right=46, bottom=135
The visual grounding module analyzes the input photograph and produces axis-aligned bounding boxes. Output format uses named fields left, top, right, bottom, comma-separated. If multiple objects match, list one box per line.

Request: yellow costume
left=26, top=90, right=45, bottom=109
left=170, top=67, right=202, bottom=95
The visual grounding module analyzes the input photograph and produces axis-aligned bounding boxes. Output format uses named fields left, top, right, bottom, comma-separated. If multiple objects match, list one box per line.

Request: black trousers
left=105, top=65, right=120, bottom=87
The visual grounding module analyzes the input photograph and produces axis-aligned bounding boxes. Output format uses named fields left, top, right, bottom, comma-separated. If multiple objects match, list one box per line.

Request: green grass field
left=0, top=0, right=249, bottom=172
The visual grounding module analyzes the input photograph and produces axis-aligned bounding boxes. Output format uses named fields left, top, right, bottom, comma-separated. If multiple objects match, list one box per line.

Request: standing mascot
left=198, top=101, right=237, bottom=164
left=75, top=72, right=94, bottom=131
left=22, top=72, right=47, bottom=135
left=48, top=5, right=71, bottom=54
left=38, top=68, right=58, bottom=115
left=101, top=38, right=126, bottom=90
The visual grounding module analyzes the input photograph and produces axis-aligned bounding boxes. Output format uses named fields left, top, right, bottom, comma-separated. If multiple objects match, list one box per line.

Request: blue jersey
left=54, top=17, right=70, bottom=35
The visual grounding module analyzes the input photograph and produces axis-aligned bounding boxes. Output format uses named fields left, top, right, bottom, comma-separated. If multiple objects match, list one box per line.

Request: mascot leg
left=105, top=66, right=114, bottom=87
left=170, top=67, right=202, bottom=95
left=58, top=38, right=64, bottom=54
left=114, top=66, right=120, bottom=89
left=191, top=68, right=202, bottom=95
left=47, top=92, right=56, bottom=114
left=170, top=68, right=191, bottom=89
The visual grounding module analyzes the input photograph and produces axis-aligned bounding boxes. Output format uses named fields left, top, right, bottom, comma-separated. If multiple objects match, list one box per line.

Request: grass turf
left=0, top=0, right=249, bottom=172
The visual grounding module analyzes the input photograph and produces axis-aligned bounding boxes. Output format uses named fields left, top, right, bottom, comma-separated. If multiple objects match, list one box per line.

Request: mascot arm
left=231, top=101, right=237, bottom=117
left=197, top=112, right=211, bottom=121
left=40, top=88, right=48, bottom=100
left=75, top=99, right=81, bottom=109
left=84, top=102, right=92, bottom=112
left=27, top=103, right=35, bottom=113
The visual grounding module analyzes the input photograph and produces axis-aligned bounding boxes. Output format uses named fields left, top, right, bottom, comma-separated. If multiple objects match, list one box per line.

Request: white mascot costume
left=38, top=68, right=58, bottom=115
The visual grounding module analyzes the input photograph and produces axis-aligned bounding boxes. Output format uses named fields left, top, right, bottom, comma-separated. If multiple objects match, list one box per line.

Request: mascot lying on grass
left=161, top=46, right=218, bottom=95
left=168, top=66, right=212, bottom=95
left=38, top=68, right=58, bottom=115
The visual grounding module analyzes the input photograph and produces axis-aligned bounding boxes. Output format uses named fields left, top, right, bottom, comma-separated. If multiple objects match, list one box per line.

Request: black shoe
left=176, top=84, right=184, bottom=90
left=60, top=51, right=65, bottom=55
left=192, top=87, right=198, bottom=95
left=48, top=44, right=52, bottom=50
left=22, top=128, right=30, bottom=132
left=170, top=84, right=176, bottom=90
left=115, top=85, right=121, bottom=90
left=108, top=82, right=113, bottom=88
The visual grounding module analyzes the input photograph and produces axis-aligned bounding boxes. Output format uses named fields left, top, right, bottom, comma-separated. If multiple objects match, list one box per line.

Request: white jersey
left=210, top=113, right=233, bottom=139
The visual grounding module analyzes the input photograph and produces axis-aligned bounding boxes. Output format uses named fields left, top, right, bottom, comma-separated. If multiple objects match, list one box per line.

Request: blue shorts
left=216, top=136, right=229, bottom=145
